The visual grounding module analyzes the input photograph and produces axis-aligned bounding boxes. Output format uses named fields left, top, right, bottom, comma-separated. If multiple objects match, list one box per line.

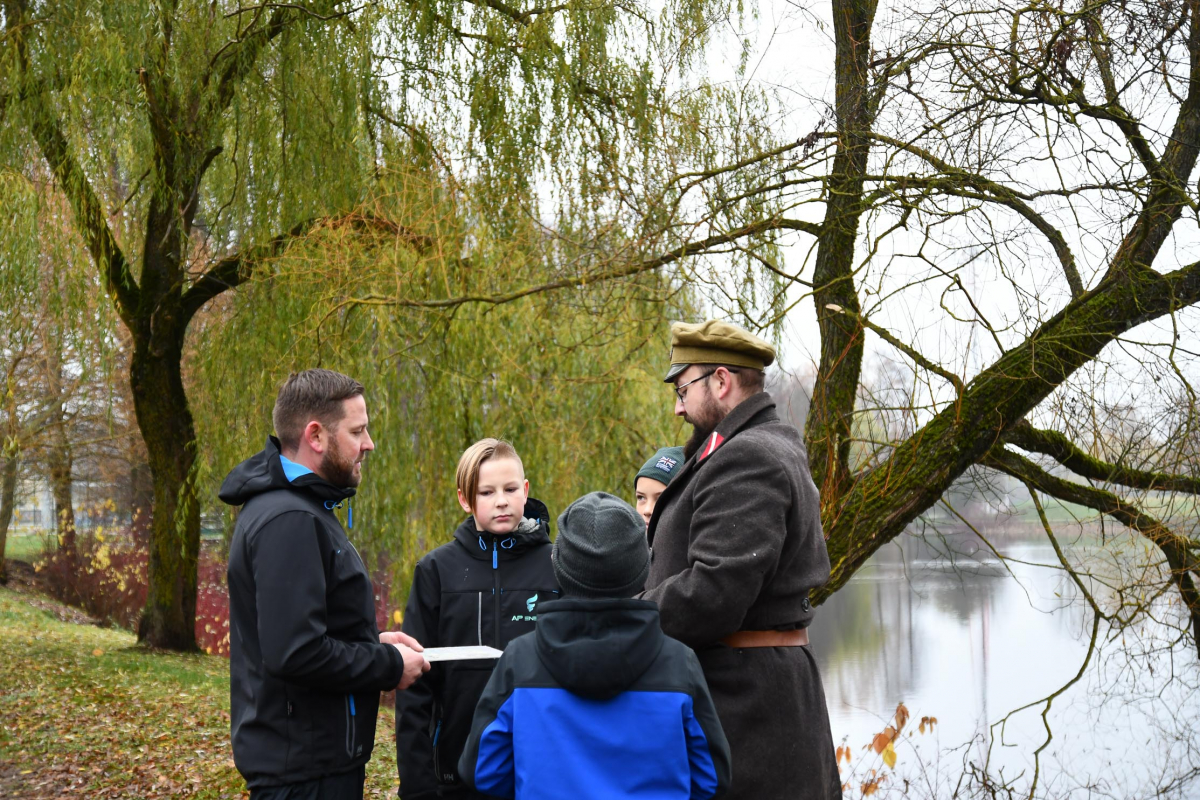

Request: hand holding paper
left=380, top=630, right=431, bottom=689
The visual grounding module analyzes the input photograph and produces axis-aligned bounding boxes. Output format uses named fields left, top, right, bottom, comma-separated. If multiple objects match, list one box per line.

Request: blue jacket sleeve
left=684, top=651, right=732, bottom=799
left=457, top=651, right=517, bottom=798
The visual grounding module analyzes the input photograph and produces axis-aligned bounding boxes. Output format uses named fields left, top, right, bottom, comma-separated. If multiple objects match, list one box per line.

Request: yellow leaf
left=871, top=726, right=897, bottom=754
left=882, top=741, right=897, bottom=769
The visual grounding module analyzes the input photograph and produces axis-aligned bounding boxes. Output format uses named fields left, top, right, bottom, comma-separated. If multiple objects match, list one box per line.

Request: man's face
left=321, top=395, right=374, bottom=488
left=459, top=457, right=529, bottom=534
left=673, top=366, right=724, bottom=427
left=672, top=365, right=726, bottom=459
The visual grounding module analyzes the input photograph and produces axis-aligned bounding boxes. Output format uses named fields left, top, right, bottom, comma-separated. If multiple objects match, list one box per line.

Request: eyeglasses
left=674, top=370, right=716, bottom=402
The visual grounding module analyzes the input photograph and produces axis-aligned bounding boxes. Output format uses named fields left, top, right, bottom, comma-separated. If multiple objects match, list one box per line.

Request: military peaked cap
left=664, top=319, right=776, bottom=382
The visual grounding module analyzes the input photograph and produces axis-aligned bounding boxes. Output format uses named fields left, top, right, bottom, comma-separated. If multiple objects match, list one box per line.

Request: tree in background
left=0, top=160, right=119, bottom=584
left=1, top=0, right=785, bottom=650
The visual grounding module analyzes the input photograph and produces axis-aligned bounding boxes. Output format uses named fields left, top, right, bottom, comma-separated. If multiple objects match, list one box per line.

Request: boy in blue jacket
left=457, top=492, right=732, bottom=800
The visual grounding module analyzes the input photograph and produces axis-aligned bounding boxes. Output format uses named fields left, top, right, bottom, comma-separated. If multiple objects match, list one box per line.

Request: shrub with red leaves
left=39, top=531, right=148, bottom=630
left=196, top=554, right=231, bottom=655
left=37, top=530, right=232, bottom=654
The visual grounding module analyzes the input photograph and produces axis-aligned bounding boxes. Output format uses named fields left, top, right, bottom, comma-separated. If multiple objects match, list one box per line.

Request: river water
left=807, top=524, right=1200, bottom=799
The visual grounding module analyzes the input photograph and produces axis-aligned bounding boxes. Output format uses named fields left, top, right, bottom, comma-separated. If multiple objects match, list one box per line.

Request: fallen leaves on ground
left=0, top=587, right=400, bottom=799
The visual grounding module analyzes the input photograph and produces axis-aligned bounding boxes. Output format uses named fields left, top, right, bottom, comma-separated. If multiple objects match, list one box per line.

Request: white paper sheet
left=421, top=646, right=504, bottom=662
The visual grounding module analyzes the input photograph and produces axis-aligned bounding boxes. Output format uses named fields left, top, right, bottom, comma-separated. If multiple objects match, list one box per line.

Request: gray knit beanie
left=552, top=492, right=650, bottom=598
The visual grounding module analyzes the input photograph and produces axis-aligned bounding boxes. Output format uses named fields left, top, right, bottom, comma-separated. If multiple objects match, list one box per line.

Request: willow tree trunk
left=0, top=453, right=17, bottom=584
left=806, top=0, right=879, bottom=501
left=130, top=343, right=200, bottom=650
left=46, top=438, right=74, bottom=553
left=128, top=185, right=202, bottom=650
left=129, top=460, right=154, bottom=544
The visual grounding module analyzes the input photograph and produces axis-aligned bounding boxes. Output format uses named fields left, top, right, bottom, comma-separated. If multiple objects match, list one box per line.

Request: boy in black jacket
left=396, top=439, right=558, bottom=800
left=457, top=491, right=731, bottom=800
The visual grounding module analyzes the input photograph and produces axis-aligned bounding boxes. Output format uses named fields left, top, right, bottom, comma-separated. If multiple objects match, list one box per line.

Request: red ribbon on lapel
left=699, top=431, right=725, bottom=461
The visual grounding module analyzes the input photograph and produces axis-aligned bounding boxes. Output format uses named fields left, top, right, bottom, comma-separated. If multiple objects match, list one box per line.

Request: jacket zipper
left=345, top=694, right=357, bottom=757
left=492, top=538, right=500, bottom=647
left=431, top=717, right=444, bottom=781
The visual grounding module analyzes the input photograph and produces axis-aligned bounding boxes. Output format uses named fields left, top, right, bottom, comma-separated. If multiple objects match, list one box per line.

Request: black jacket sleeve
left=251, top=511, right=403, bottom=692
left=395, top=557, right=443, bottom=800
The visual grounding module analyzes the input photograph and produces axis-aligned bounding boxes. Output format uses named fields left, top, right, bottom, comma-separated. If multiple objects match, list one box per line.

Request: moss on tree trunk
left=131, top=340, right=200, bottom=652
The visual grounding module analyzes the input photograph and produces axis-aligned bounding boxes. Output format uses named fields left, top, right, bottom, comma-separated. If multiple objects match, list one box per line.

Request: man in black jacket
left=221, top=369, right=429, bottom=799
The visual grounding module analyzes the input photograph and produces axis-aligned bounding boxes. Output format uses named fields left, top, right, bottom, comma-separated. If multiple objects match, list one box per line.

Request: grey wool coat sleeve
left=641, top=392, right=830, bottom=647
left=641, top=437, right=792, bottom=644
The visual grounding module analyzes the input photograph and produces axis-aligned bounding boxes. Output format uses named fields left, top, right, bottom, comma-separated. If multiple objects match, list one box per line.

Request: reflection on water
left=808, top=526, right=1200, bottom=798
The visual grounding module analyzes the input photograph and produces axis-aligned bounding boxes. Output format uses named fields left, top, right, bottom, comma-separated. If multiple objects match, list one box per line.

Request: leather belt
left=721, top=628, right=809, bottom=648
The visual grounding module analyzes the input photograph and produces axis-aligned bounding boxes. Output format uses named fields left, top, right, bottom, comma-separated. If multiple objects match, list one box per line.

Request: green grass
left=0, top=587, right=401, bottom=799
left=3, top=533, right=56, bottom=563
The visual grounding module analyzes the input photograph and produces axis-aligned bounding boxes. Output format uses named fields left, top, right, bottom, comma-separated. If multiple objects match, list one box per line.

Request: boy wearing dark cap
left=634, top=445, right=685, bottom=528
left=457, top=492, right=732, bottom=800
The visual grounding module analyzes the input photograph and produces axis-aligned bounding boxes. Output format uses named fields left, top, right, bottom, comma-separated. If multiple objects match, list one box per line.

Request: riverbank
left=0, top=585, right=401, bottom=799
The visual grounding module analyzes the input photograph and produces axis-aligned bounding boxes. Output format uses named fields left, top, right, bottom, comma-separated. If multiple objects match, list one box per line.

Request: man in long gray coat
left=640, top=319, right=842, bottom=800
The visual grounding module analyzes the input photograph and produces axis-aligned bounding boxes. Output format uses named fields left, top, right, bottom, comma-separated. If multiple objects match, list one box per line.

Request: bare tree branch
left=181, top=212, right=432, bottom=322
left=827, top=303, right=964, bottom=394
left=987, top=447, right=1200, bottom=656
left=1006, top=418, right=1200, bottom=495
left=334, top=217, right=802, bottom=312
left=868, top=132, right=1085, bottom=298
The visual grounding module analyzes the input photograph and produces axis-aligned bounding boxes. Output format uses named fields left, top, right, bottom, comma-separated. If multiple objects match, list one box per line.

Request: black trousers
left=249, top=766, right=366, bottom=800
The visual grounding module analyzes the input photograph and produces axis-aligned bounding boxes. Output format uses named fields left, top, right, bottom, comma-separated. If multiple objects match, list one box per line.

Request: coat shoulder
left=703, top=424, right=796, bottom=473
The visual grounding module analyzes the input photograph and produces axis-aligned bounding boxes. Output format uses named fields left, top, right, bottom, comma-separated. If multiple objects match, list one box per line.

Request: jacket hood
left=534, top=598, right=664, bottom=700
left=452, top=497, right=552, bottom=559
left=218, top=436, right=356, bottom=506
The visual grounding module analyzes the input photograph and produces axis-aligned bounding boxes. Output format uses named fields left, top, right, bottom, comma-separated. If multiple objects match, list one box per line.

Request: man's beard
left=683, top=394, right=724, bottom=460
left=322, top=436, right=362, bottom=488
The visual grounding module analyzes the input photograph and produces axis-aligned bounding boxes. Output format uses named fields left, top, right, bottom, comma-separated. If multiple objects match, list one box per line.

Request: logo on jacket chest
left=511, top=592, right=539, bottom=622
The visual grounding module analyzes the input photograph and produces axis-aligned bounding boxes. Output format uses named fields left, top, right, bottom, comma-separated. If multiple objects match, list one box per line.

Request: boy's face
left=458, top=457, right=529, bottom=534
left=634, top=476, right=668, bottom=528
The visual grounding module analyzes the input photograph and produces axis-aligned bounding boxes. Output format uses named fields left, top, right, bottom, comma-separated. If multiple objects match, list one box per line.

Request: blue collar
left=279, top=454, right=314, bottom=482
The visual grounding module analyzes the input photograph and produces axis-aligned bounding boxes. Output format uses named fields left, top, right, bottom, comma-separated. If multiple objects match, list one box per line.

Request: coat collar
left=646, top=392, right=778, bottom=547
left=713, top=391, right=777, bottom=441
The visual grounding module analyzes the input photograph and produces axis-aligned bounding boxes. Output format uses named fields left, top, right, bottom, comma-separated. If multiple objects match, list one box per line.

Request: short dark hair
left=273, top=369, right=365, bottom=452
left=701, top=364, right=765, bottom=395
